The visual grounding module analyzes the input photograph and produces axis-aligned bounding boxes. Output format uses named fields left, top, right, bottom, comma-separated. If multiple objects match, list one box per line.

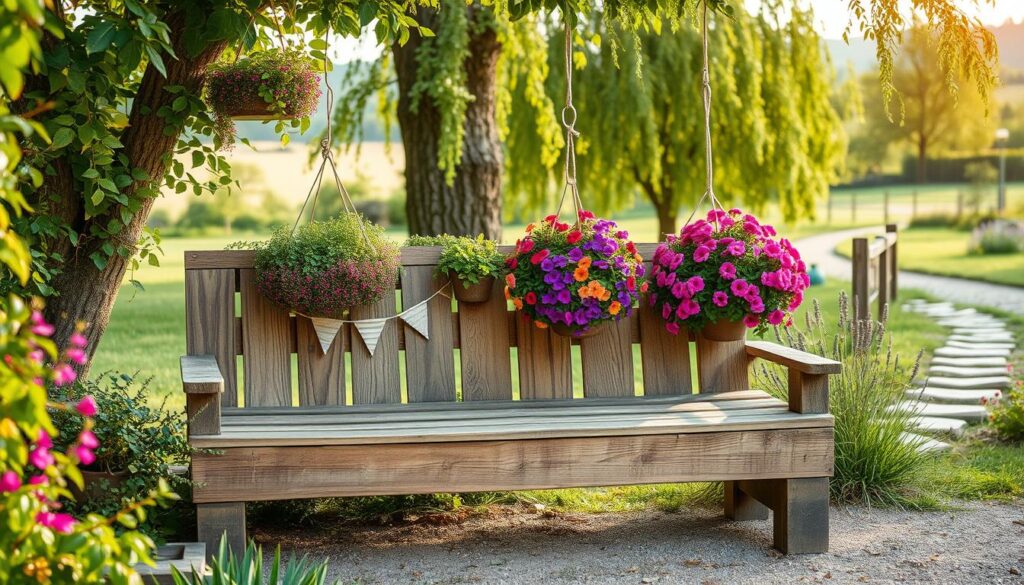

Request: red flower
left=566, top=231, right=582, bottom=244
left=554, top=221, right=570, bottom=232
left=519, top=239, right=535, bottom=253
left=626, top=242, right=637, bottom=254
left=578, top=210, right=595, bottom=221
left=525, top=292, right=537, bottom=305
left=531, top=249, right=550, bottom=265
left=626, top=276, right=636, bottom=291
left=505, top=257, right=518, bottom=269
left=544, top=214, right=558, bottom=224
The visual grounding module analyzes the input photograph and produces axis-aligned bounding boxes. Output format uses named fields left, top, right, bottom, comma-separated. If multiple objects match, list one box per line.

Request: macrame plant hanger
left=681, top=2, right=727, bottom=230
left=552, top=15, right=585, bottom=226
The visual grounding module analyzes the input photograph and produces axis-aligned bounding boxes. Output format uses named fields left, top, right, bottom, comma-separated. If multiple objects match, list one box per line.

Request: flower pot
left=551, top=321, right=608, bottom=339
left=224, top=97, right=301, bottom=121
left=71, top=469, right=129, bottom=503
left=450, top=272, right=494, bottom=304
left=701, top=319, right=747, bottom=341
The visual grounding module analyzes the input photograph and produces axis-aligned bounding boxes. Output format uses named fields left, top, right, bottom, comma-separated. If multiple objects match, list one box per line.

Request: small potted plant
left=247, top=215, right=400, bottom=319
left=505, top=211, right=645, bottom=337
left=648, top=208, right=809, bottom=340
left=205, top=49, right=321, bottom=148
left=425, top=234, right=504, bottom=303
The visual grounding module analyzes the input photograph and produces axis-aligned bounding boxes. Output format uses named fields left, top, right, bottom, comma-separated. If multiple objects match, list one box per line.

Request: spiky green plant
left=171, top=538, right=334, bottom=585
left=754, top=292, right=928, bottom=507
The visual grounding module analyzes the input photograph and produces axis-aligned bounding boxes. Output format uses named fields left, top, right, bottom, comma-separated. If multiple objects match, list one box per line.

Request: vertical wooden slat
left=186, top=269, right=238, bottom=407
left=886, top=223, right=898, bottom=300
left=851, top=238, right=869, bottom=321
left=877, top=247, right=889, bottom=321
left=695, top=336, right=749, bottom=393
left=296, top=316, right=345, bottom=406
left=240, top=269, right=292, bottom=407
left=638, top=303, right=693, bottom=396
left=516, top=318, right=572, bottom=400
left=402, top=267, right=456, bottom=403
left=458, top=280, right=513, bottom=401
left=350, top=292, right=401, bottom=404
left=580, top=317, right=635, bottom=398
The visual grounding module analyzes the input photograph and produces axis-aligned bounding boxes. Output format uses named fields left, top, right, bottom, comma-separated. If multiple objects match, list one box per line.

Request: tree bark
left=655, top=204, right=678, bottom=239
left=393, top=4, right=503, bottom=239
left=43, top=13, right=227, bottom=373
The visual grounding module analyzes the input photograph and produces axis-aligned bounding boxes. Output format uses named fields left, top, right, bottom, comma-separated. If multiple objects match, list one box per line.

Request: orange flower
left=526, top=223, right=536, bottom=233
left=587, top=281, right=606, bottom=298
left=504, top=286, right=511, bottom=300
left=578, top=285, right=591, bottom=299
left=505, top=273, right=516, bottom=288
left=534, top=320, right=548, bottom=329
left=599, top=289, right=611, bottom=302
left=634, top=253, right=642, bottom=263
left=609, top=301, right=622, bottom=315
left=573, top=267, right=589, bottom=282
left=578, top=256, right=592, bottom=270
left=512, top=297, right=523, bottom=310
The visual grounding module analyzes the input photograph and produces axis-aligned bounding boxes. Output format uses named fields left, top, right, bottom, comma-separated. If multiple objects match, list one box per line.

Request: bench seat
left=192, top=390, right=832, bottom=447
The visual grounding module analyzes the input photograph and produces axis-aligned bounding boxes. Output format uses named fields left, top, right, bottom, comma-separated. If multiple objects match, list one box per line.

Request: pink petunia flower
left=719, top=262, right=736, bottom=281
left=74, top=445, right=95, bottom=466
left=36, top=512, right=76, bottom=534
left=664, top=322, right=681, bottom=335
left=0, top=471, right=21, bottom=492
left=768, top=309, right=785, bottom=325
left=693, top=246, right=711, bottom=263
left=76, top=395, right=98, bottom=417
left=712, top=291, right=729, bottom=307
left=743, top=314, right=760, bottom=328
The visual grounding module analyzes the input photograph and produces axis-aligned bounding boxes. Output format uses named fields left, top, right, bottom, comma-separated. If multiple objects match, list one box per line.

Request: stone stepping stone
left=946, top=340, right=1016, bottom=351
left=905, top=387, right=1001, bottom=405
left=935, top=346, right=1011, bottom=358
left=928, top=365, right=1011, bottom=378
left=909, top=415, right=967, bottom=436
left=938, top=316, right=1003, bottom=325
left=922, top=375, right=1011, bottom=389
left=949, top=333, right=1014, bottom=343
left=951, top=328, right=1009, bottom=336
left=890, top=401, right=988, bottom=422
left=931, top=356, right=1007, bottom=367
left=902, top=432, right=951, bottom=454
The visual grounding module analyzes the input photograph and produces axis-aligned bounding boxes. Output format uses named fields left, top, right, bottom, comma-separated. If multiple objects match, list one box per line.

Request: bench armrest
left=181, top=355, right=223, bottom=436
left=745, top=341, right=841, bottom=375
left=746, top=341, right=841, bottom=414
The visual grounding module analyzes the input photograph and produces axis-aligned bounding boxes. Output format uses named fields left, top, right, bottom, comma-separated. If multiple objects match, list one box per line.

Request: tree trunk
left=916, top=134, right=927, bottom=183
left=43, top=14, right=227, bottom=373
left=655, top=203, right=678, bottom=239
left=393, top=4, right=503, bottom=239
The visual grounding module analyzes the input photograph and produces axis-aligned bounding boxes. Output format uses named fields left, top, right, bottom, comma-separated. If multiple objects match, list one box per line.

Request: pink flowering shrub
left=205, top=50, right=321, bottom=149
left=505, top=211, right=646, bottom=337
left=989, top=374, right=1023, bottom=442
left=250, top=215, right=400, bottom=318
left=0, top=296, right=176, bottom=582
left=648, top=208, right=809, bottom=336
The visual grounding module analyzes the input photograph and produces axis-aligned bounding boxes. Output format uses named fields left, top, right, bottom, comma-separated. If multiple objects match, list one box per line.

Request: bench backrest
left=184, top=246, right=749, bottom=409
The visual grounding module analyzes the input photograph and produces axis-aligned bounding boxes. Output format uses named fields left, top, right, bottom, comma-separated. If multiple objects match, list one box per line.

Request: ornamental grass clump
left=205, top=50, right=321, bottom=149
left=648, top=208, right=809, bottom=338
left=505, top=211, right=645, bottom=337
left=754, top=294, right=928, bottom=507
left=250, top=215, right=400, bottom=319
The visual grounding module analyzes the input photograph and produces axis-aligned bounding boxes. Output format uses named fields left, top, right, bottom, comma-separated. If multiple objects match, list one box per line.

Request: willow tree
left=506, top=5, right=844, bottom=236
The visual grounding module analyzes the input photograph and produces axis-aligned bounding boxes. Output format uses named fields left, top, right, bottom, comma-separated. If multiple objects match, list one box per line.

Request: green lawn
left=837, top=227, right=1024, bottom=287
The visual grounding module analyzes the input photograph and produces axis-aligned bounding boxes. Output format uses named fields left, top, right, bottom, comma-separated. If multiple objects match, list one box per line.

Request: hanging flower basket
left=249, top=215, right=400, bottom=319
left=648, top=208, right=809, bottom=339
left=205, top=50, right=321, bottom=148
left=505, top=211, right=646, bottom=338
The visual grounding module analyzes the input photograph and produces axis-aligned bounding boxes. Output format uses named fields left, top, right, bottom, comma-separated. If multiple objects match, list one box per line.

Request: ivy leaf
left=51, top=127, right=74, bottom=149
left=144, top=44, right=167, bottom=77
left=86, top=21, right=117, bottom=54
left=358, top=2, right=376, bottom=27
left=191, top=150, right=204, bottom=168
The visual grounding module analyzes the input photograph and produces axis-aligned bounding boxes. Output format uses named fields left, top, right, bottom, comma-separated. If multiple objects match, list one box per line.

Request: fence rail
left=851, top=224, right=898, bottom=321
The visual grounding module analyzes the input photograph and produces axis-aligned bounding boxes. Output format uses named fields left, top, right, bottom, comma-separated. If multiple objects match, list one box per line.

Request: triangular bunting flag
left=353, top=317, right=389, bottom=356
left=400, top=301, right=430, bottom=340
left=309, top=317, right=344, bottom=354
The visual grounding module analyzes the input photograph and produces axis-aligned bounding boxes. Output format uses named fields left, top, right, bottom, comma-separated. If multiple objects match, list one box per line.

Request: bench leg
left=734, top=478, right=829, bottom=554
left=197, top=502, right=246, bottom=560
left=724, top=481, right=769, bottom=521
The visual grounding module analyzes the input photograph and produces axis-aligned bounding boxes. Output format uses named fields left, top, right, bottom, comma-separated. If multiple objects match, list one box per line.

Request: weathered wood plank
left=516, top=318, right=572, bottom=400
left=739, top=477, right=830, bottom=554
left=402, top=266, right=456, bottom=403
left=638, top=303, right=693, bottom=396
left=458, top=279, right=513, bottom=401
left=185, top=269, right=238, bottom=406
left=788, top=370, right=829, bottom=414
left=295, top=316, right=345, bottom=406
left=580, top=317, right=635, bottom=398
left=696, top=337, right=749, bottom=393
left=746, top=341, right=842, bottom=375
left=350, top=292, right=401, bottom=405
left=181, top=355, right=224, bottom=394
left=724, top=480, right=769, bottom=521
left=196, top=503, right=246, bottom=561
left=191, top=427, right=834, bottom=502
left=191, top=408, right=834, bottom=447
left=239, top=269, right=291, bottom=407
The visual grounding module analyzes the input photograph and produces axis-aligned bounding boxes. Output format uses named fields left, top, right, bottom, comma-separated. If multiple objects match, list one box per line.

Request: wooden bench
left=181, top=245, right=840, bottom=556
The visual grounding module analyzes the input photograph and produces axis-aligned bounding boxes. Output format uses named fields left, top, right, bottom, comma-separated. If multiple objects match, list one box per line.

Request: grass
left=836, top=227, right=1024, bottom=287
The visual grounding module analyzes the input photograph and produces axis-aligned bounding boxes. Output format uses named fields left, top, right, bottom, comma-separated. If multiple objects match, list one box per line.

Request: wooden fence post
left=851, top=192, right=857, bottom=223
left=886, top=224, right=898, bottom=301
left=851, top=237, right=869, bottom=321
left=883, top=190, right=890, bottom=225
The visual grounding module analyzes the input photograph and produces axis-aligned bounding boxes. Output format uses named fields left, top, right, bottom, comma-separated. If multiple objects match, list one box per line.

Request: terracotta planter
left=71, top=469, right=129, bottom=502
left=450, top=272, right=494, bottom=304
left=701, top=319, right=747, bottom=341
left=550, top=321, right=608, bottom=339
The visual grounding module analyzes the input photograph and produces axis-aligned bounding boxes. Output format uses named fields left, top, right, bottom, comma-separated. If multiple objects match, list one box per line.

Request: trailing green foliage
left=754, top=294, right=928, bottom=507
left=171, top=538, right=334, bottom=585
left=435, top=234, right=505, bottom=285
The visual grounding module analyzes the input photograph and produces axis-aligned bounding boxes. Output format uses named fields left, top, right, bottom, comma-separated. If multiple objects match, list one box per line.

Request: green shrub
left=172, top=539, right=333, bottom=585
left=753, top=293, right=928, bottom=506
left=409, top=234, right=505, bottom=286
left=968, top=220, right=1024, bottom=255
left=990, top=378, right=1024, bottom=442
left=908, top=213, right=957, bottom=229
left=50, top=372, right=193, bottom=537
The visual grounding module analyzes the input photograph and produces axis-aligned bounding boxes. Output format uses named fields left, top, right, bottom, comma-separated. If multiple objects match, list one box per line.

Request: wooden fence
left=851, top=224, right=898, bottom=321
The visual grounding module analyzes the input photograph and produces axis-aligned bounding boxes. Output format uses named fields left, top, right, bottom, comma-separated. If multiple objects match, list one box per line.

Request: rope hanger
left=553, top=15, right=584, bottom=225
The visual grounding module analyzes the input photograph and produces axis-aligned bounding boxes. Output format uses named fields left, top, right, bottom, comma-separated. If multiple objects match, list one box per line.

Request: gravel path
left=255, top=501, right=1024, bottom=584
left=794, top=227, right=1024, bottom=315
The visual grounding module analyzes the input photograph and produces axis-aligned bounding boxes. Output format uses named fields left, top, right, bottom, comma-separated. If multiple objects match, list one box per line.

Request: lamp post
left=996, top=128, right=1009, bottom=213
